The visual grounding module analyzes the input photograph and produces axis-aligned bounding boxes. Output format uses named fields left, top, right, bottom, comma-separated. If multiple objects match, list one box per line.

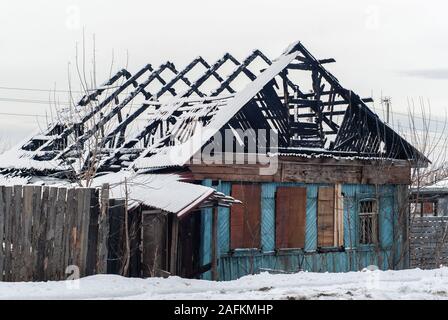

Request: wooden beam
left=211, top=205, right=219, bottom=281
left=333, top=184, right=344, bottom=247
left=187, top=158, right=412, bottom=185
left=287, top=58, right=335, bottom=70
left=288, top=98, right=373, bottom=106
left=169, top=215, right=179, bottom=276
left=294, top=110, right=346, bottom=118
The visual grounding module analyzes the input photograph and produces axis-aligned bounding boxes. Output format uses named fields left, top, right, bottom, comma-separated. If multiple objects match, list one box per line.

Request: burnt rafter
left=114, top=57, right=233, bottom=151
left=183, top=53, right=237, bottom=97
left=30, top=64, right=154, bottom=156
left=56, top=62, right=174, bottom=160
left=3, top=41, right=428, bottom=176
left=288, top=58, right=336, bottom=71
left=101, top=57, right=211, bottom=149
left=291, top=42, right=425, bottom=161
left=212, top=50, right=270, bottom=96
left=158, top=57, right=208, bottom=98
left=77, top=68, right=132, bottom=106
left=136, top=50, right=272, bottom=150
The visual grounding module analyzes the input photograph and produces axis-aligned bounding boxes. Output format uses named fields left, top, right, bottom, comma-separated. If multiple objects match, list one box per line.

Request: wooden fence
left=410, top=216, right=448, bottom=268
left=0, top=184, right=110, bottom=282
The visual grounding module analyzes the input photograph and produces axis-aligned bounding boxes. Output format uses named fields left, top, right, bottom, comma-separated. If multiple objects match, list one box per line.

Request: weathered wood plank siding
left=189, top=158, right=411, bottom=185
left=0, top=185, right=110, bottom=282
left=200, top=181, right=408, bottom=281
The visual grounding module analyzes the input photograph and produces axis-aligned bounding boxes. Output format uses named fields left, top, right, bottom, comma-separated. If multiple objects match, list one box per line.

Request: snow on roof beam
left=54, top=62, right=175, bottom=161
left=28, top=64, right=153, bottom=156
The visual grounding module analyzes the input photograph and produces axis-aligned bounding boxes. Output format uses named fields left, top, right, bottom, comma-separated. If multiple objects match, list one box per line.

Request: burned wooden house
left=0, top=41, right=428, bottom=280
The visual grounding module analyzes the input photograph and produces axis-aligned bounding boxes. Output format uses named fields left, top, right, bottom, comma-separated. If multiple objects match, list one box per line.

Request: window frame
left=317, top=184, right=344, bottom=249
left=358, top=198, right=379, bottom=245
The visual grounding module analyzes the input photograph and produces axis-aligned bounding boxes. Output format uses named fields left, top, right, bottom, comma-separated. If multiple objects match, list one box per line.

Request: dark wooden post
left=169, top=214, right=179, bottom=276
left=281, top=69, right=291, bottom=146
left=211, top=205, right=219, bottom=281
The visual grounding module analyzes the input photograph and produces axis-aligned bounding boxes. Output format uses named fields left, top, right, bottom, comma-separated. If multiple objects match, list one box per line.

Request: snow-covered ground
left=1, top=267, right=448, bottom=300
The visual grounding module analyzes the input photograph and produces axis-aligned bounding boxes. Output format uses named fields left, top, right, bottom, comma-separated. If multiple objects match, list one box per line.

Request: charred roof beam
left=182, top=53, right=238, bottom=97
left=212, top=50, right=268, bottom=96
left=157, top=57, right=208, bottom=98
left=77, top=68, right=132, bottom=106
left=287, top=58, right=335, bottom=71
left=54, top=63, right=174, bottom=161
left=292, top=41, right=427, bottom=161
left=101, top=58, right=212, bottom=149
left=30, top=64, right=153, bottom=155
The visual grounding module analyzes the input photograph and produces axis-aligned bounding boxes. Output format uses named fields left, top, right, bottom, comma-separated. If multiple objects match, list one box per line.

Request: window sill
left=274, top=248, right=305, bottom=254
left=229, top=248, right=262, bottom=256
left=316, top=246, right=345, bottom=253
left=354, top=243, right=384, bottom=251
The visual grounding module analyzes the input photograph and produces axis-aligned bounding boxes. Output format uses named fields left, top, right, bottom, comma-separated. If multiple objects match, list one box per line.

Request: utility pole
left=381, top=96, right=391, bottom=124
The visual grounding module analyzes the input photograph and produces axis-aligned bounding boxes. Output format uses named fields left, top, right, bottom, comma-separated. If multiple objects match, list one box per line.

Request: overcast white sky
left=0, top=0, right=447, bottom=147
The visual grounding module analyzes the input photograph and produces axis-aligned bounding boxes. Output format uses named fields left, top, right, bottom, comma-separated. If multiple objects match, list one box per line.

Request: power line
left=0, top=89, right=445, bottom=124
left=0, top=85, right=123, bottom=94
left=0, top=93, right=447, bottom=134
left=0, top=112, right=47, bottom=118
left=0, top=97, right=70, bottom=105
left=0, top=86, right=82, bottom=94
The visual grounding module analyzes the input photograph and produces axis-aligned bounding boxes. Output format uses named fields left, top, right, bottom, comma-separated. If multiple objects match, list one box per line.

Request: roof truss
left=1, top=41, right=428, bottom=177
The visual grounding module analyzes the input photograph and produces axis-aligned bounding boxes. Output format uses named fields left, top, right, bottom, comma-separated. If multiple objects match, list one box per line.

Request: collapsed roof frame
left=1, top=41, right=428, bottom=177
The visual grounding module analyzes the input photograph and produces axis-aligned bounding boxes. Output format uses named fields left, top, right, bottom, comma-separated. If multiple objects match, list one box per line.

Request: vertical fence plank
left=87, top=189, right=100, bottom=275
left=35, top=186, right=47, bottom=281
left=22, top=185, right=34, bottom=281
left=9, top=186, right=17, bottom=282
left=0, top=186, right=4, bottom=281
left=73, top=188, right=84, bottom=272
left=31, top=186, right=42, bottom=279
left=44, top=187, right=57, bottom=280
left=97, top=184, right=109, bottom=274
left=65, top=188, right=76, bottom=272
left=3, top=187, right=12, bottom=281
left=11, top=185, right=23, bottom=282
left=54, top=187, right=67, bottom=280
left=65, top=188, right=73, bottom=278
left=78, top=188, right=91, bottom=276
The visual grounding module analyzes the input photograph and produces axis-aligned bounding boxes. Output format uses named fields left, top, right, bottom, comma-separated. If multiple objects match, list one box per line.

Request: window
left=423, top=201, right=437, bottom=216
left=410, top=202, right=422, bottom=216
left=230, top=184, right=261, bottom=249
left=317, top=185, right=344, bottom=247
left=359, top=199, right=378, bottom=245
left=275, top=187, right=307, bottom=249
left=410, top=201, right=437, bottom=217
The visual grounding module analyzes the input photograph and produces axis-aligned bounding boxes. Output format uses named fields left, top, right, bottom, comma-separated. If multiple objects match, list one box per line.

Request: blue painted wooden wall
left=200, top=181, right=407, bottom=281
